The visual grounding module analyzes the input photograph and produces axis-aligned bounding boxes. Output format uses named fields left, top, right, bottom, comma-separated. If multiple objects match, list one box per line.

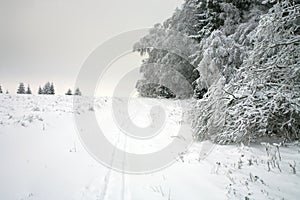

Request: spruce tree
left=65, top=89, right=72, bottom=95
left=26, top=85, right=32, bottom=94
left=74, top=88, right=82, bottom=96
left=17, top=83, right=26, bottom=94
left=38, top=86, right=43, bottom=95
left=43, top=82, right=51, bottom=95
left=50, top=83, right=55, bottom=95
left=0, top=85, right=2, bottom=94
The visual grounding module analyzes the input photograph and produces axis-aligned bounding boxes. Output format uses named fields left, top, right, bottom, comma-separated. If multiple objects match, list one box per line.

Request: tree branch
left=270, top=38, right=300, bottom=48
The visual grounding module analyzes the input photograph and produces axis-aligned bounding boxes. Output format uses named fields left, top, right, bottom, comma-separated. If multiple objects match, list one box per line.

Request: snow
left=0, top=94, right=299, bottom=200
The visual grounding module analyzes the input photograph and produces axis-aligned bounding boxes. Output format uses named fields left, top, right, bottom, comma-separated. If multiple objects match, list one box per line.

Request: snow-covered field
left=0, top=95, right=299, bottom=200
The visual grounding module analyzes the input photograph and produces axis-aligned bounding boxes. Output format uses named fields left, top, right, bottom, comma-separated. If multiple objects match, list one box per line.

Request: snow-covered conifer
left=65, top=89, right=72, bottom=95
left=17, top=83, right=26, bottom=94
left=193, top=1, right=300, bottom=143
left=50, top=83, right=55, bottom=95
left=43, top=82, right=53, bottom=95
left=26, top=85, right=32, bottom=94
left=38, top=86, right=43, bottom=95
left=74, top=88, right=82, bottom=96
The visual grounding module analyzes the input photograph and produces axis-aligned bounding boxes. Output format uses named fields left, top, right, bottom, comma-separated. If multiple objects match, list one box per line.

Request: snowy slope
left=0, top=95, right=299, bottom=200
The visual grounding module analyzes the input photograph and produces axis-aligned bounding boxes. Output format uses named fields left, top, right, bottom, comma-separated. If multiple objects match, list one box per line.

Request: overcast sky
left=0, top=0, right=184, bottom=95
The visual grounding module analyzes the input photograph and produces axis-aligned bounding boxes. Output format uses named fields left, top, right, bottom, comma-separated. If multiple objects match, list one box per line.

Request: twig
left=222, top=89, right=237, bottom=99
left=289, top=161, right=296, bottom=174
left=270, top=38, right=300, bottom=48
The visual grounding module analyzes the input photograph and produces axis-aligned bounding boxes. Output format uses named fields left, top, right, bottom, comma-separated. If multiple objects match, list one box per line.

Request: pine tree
left=0, top=85, right=3, bottom=94
left=26, top=85, right=32, bottom=94
left=43, top=82, right=51, bottom=95
left=50, top=83, right=55, bottom=95
left=38, top=86, right=43, bottom=95
left=17, top=83, right=26, bottom=94
left=65, top=89, right=72, bottom=95
left=74, top=88, right=82, bottom=96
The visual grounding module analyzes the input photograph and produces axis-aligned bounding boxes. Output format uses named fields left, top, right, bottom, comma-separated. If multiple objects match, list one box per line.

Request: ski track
left=96, top=99, right=135, bottom=200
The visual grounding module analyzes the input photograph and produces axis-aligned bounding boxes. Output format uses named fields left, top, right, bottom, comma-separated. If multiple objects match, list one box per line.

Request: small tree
left=43, top=82, right=51, bottom=95
left=17, top=83, right=26, bottom=94
left=0, top=85, right=3, bottom=94
left=6, top=90, right=9, bottom=94
left=65, top=89, right=72, bottom=95
left=50, top=83, right=55, bottom=95
left=74, top=88, right=82, bottom=96
left=26, top=85, right=32, bottom=94
left=38, top=86, right=43, bottom=95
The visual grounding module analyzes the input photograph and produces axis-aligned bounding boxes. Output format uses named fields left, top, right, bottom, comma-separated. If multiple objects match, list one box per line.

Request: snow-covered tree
left=133, top=0, right=299, bottom=143
left=65, top=89, right=72, bottom=95
left=74, top=88, right=82, bottom=96
left=43, top=82, right=51, bottom=95
left=42, top=82, right=54, bottom=95
left=0, top=85, right=2, bottom=94
left=50, top=83, right=55, bottom=95
left=26, top=85, right=32, bottom=94
left=134, top=26, right=200, bottom=98
left=193, top=1, right=300, bottom=143
left=5, top=90, right=9, bottom=94
left=134, top=0, right=273, bottom=99
left=17, top=83, right=26, bottom=94
left=195, top=30, right=243, bottom=91
left=38, top=86, right=43, bottom=95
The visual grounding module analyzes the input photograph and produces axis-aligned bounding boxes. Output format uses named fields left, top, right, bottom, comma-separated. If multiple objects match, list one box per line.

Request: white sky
left=0, top=0, right=184, bottom=95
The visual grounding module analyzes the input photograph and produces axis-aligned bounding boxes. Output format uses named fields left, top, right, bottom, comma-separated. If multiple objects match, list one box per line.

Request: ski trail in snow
left=98, top=131, right=122, bottom=200
left=98, top=98, right=135, bottom=200
left=82, top=98, right=172, bottom=200
left=120, top=130, right=127, bottom=200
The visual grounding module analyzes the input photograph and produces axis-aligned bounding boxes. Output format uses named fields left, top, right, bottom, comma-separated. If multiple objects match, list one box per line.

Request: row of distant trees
left=0, top=85, right=8, bottom=94
left=37, top=82, right=55, bottom=95
left=17, top=82, right=33, bottom=94
left=65, top=88, right=81, bottom=96
left=0, top=82, right=82, bottom=96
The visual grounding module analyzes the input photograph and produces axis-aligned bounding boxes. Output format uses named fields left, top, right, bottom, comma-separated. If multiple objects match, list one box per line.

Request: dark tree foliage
left=156, top=86, right=176, bottom=99
left=74, top=88, right=82, bottom=96
left=43, top=82, right=51, bottom=95
left=42, top=82, right=55, bottom=95
left=65, top=89, right=72, bottom=96
left=26, top=85, right=32, bottom=94
left=50, top=83, right=55, bottom=95
left=136, top=82, right=176, bottom=98
left=38, top=86, right=43, bottom=95
left=17, top=83, right=26, bottom=94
